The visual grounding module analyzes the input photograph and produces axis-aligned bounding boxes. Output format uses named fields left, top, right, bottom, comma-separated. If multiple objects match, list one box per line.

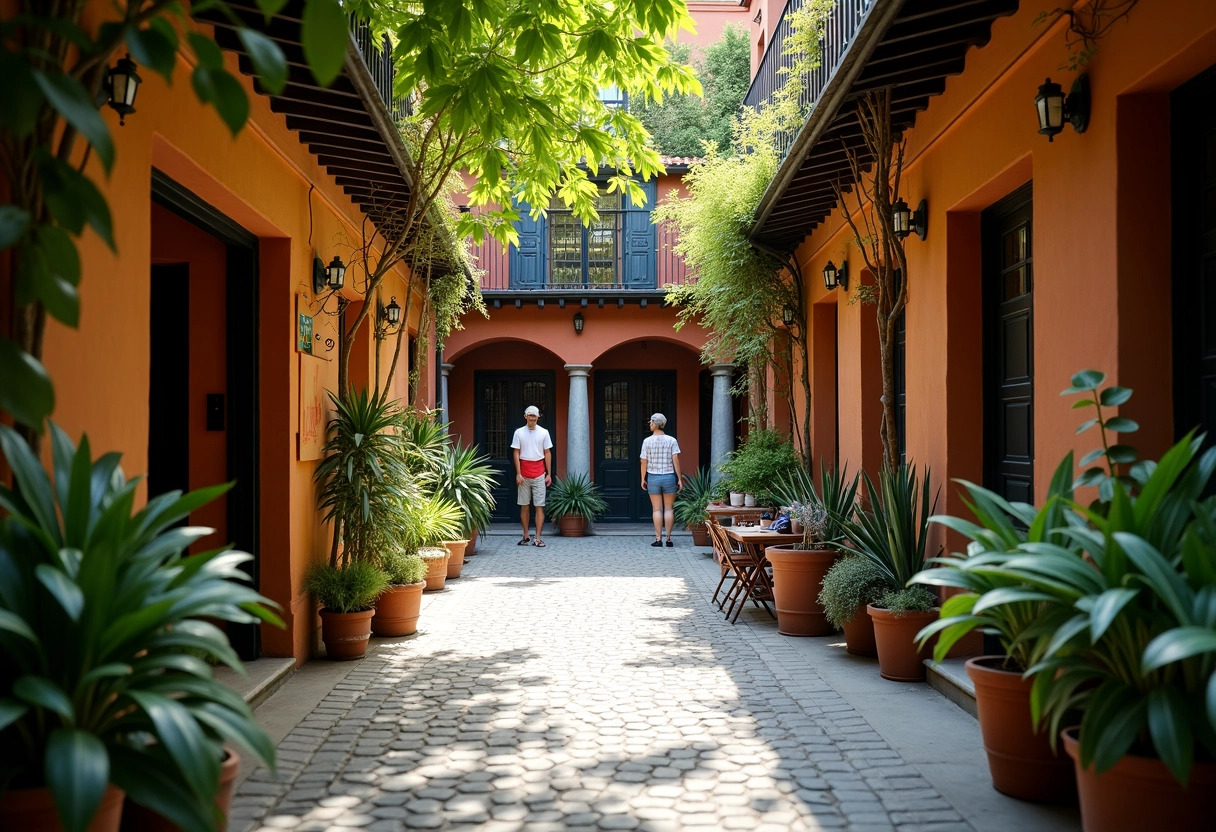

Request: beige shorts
left=517, top=475, right=546, bottom=506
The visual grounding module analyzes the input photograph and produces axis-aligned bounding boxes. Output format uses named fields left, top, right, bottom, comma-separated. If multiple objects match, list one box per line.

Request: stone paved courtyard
left=230, top=529, right=1080, bottom=832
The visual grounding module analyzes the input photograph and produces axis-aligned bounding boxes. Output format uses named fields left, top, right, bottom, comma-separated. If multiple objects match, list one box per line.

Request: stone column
left=565, top=364, right=593, bottom=481
left=440, top=363, right=454, bottom=431
left=710, top=363, right=736, bottom=486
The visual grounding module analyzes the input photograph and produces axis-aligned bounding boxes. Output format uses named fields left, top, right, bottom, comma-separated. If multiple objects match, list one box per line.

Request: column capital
left=440, top=363, right=454, bottom=376
left=564, top=364, right=593, bottom=378
left=710, top=363, right=736, bottom=378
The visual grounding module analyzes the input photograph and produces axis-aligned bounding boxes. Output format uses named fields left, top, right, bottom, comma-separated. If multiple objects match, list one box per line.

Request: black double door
left=596, top=372, right=676, bottom=521
left=982, top=182, right=1035, bottom=504
left=473, top=371, right=557, bottom=521
left=1173, top=65, right=1216, bottom=454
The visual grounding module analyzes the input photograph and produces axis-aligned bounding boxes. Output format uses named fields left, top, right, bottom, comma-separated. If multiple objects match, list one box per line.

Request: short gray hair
left=649, top=413, right=667, bottom=428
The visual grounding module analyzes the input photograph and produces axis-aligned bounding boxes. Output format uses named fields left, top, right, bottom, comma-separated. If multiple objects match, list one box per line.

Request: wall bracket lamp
left=893, top=199, right=928, bottom=241
left=1035, top=75, right=1089, bottom=141
left=97, top=54, right=142, bottom=125
left=573, top=311, right=585, bottom=334
left=782, top=304, right=797, bottom=326
left=313, top=254, right=347, bottom=294
left=822, top=260, right=848, bottom=291
left=381, top=296, right=402, bottom=326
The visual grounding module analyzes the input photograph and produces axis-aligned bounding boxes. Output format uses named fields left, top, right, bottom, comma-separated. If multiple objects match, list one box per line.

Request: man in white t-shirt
left=511, top=405, right=553, bottom=547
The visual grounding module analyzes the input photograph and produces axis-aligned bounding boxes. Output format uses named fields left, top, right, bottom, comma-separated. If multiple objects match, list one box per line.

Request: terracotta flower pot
left=1062, top=726, right=1216, bottom=832
left=867, top=604, right=938, bottom=681
left=1, top=784, right=125, bottom=832
left=688, top=522, right=710, bottom=547
left=841, top=602, right=877, bottom=656
left=466, top=528, right=479, bottom=555
left=766, top=544, right=841, bottom=636
left=558, top=514, right=586, bottom=537
left=319, top=608, right=375, bottom=660
left=421, top=548, right=449, bottom=591
left=120, top=748, right=241, bottom=831
left=443, top=539, right=469, bottom=578
left=966, top=657, right=1075, bottom=804
left=372, top=582, right=425, bottom=636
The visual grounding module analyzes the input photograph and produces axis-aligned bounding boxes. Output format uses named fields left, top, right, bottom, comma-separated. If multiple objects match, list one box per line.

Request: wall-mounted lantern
left=823, top=260, right=849, bottom=291
left=1035, top=75, right=1090, bottom=141
left=893, top=198, right=928, bottom=241
left=573, top=311, right=585, bottom=334
left=382, top=296, right=401, bottom=326
left=782, top=305, right=796, bottom=326
left=101, top=55, right=142, bottom=125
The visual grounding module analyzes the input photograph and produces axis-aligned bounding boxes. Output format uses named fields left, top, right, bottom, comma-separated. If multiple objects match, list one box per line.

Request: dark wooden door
left=596, top=372, right=676, bottom=521
left=473, top=371, right=557, bottom=521
left=982, top=182, right=1035, bottom=504
left=1173, top=65, right=1216, bottom=452
left=148, top=264, right=191, bottom=502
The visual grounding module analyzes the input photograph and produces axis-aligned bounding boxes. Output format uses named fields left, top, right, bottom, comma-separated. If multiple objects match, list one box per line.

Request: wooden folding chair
left=707, top=518, right=737, bottom=610
left=709, top=520, right=774, bottom=623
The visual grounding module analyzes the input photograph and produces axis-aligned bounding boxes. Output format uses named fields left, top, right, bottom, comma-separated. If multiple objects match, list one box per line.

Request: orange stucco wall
left=28, top=6, right=428, bottom=664
left=680, top=1, right=754, bottom=48
left=778, top=0, right=1216, bottom=533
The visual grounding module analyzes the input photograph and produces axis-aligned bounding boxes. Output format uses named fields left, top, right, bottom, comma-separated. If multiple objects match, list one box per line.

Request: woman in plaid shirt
left=640, top=413, right=683, bottom=547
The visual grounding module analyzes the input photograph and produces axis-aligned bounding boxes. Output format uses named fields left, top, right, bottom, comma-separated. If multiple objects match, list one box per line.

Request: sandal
left=517, top=537, right=531, bottom=546
left=533, top=539, right=546, bottom=547
left=651, top=540, right=663, bottom=547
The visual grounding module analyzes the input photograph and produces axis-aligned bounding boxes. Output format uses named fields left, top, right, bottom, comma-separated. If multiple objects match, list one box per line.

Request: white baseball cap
left=524, top=406, right=540, bottom=417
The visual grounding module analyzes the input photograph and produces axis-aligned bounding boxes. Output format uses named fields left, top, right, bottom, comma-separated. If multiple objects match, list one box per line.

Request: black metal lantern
left=822, top=260, right=849, bottom=291
left=383, top=296, right=401, bottom=326
left=573, top=311, right=585, bottom=334
left=326, top=256, right=346, bottom=290
left=104, top=55, right=142, bottom=126
left=893, top=199, right=928, bottom=241
left=782, top=304, right=796, bottom=325
left=1035, top=75, right=1089, bottom=141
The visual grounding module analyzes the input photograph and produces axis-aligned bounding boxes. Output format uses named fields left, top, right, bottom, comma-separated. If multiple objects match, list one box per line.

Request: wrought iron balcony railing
left=742, top=0, right=874, bottom=161
left=348, top=19, right=412, bottom=123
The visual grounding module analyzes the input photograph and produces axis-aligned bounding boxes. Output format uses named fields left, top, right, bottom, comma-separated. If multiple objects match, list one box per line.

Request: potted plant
left=372, top=549, right=428, bottom=637
left=0, top=425, right=279, bottom=832
left=765, top=462, right=860, bottom=636
left=674, top=468, right=715, bottom=546
left=718, top=429, right=802, bottom=508
left=304, top=560, right=389, bottom=660
left=400, top=493, right=464, bottom=589
left=431, top=443, right=496, bottom=556
left=837, top=464, right=939, bottom=681
left=909, top=453, right=1078, bottom=803
left=950, top=371, right=1216, bottom=830
left=546, top=474, right=609, bottom=537
left=819, top=556, right=889, bottom=656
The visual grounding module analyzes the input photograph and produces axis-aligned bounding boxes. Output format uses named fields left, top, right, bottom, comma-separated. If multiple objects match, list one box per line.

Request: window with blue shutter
left=509, top=200, right=546, bottom=288
left=622, top=179, right=657, bottom=289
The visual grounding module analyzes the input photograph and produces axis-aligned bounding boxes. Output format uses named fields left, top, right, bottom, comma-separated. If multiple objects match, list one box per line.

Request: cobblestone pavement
left=231, top=531, right=983, bottom=832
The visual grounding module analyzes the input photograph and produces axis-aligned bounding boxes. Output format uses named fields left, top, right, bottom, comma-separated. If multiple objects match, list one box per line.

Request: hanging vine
left=1033, top=0, right=1139, bottom=70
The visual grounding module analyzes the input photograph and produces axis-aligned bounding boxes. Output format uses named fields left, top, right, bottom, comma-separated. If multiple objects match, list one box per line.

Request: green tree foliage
left=0, top=0, right=346, bottom=444
left=635, top=24, right=751, bottom=157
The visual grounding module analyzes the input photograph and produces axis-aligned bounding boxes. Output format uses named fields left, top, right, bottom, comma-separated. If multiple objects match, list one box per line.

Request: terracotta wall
left=780, top=0, right=1216, bottom=529
left=680, top=1, right=754, bottom=48
left=31, top=6, right=427, bottom=664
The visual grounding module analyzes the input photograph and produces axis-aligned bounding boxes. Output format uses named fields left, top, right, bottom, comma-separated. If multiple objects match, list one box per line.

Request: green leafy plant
left=717, top=429, right=802, bottom=507
left=773, top=460, right=859, bottom=547
left=417, top=546, right=448, bottom=563
left=674, top=467, right=715, bottom=527
left=1066, top=368, right=1146, bottom=503
left=432, top=442, right=497, bottom=538
left=379, top=550, right=427, bottom=586
left=546, top=474, right=610, bottom=522
left=400, top=408, right=452, bottom=481
left=836, top=464, right=939, bottom=600
left=315, top=391, right=414, bottom=567
left=0, top=424, right=280, bottom=832
left=400, top=493, right=464, bottom=554
left=875, top=585, right=938, bottom=614
left=304, top=560, right=389, bottom=613
left=819, top=556, right=890, bottom=629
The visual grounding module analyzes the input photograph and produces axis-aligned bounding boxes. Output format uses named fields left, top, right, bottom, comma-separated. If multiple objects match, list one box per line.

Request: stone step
left=213, top=657, right=296, bottom=709
left=925, top=656, right=977, bottom=718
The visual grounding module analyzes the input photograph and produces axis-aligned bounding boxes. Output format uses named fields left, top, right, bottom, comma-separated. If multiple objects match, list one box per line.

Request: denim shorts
left=647, top=472, right=679, bottom=495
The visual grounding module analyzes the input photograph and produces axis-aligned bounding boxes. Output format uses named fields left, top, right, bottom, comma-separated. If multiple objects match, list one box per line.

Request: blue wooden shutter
left=622, top=179, right=657, bottom=289
left=509, top=200, right=547, bottom=288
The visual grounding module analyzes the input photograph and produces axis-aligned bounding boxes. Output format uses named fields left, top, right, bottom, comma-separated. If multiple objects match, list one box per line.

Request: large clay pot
left=372, top=582, right=425, bottom=636
left=319, top=608, right=375, bottom=660
left=466, top=528, right=479, bottom=555
left=1, top=784, right=125, bottom=831
left=443, top=539, right=469, bottom=578
left=841, top=602, right=877, bottom=656
left=688, top=522, right=710, bottom=547
left=1062, top=727, right=1216, bottom=832
left=558, top=514, right=587, bottom=537
left=966, top=657, right=1075, bottom=804
left=422, top=550, right=448, bottom=591
left=120, top=749, right=241, bottom=831
left=766, top=544, right=840, bottom=636
left=867, top=604, right=939, bottom=681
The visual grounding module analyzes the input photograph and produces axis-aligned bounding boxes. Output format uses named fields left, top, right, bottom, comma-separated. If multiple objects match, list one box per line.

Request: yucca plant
left=546, top=473, right=609, bottom=522
left=673, top=467, right=715, bottom=527
left=315, top=390, right=415, bottom=567
left=773, top=460, right=860, bottom=547
left=0, top=424, right=279, bottom=832
left=400, top=408, right=452, bottom=482
left=400, top=493, right=465, bottom=554
left=836, top=463, right=938, bottom=609
left=432, top=443, right=497, bottom=538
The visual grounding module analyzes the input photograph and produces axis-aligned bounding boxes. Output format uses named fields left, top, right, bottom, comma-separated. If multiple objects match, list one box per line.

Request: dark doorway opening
left=151, top=170, right=260, bottom=660
left=148, top=265, right=191, bottom=501
left=981, top=182, right=1035, bottom=504
left=596, top=371, right=676, bottom=521
left=473, top=371, right=557, bottom=522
